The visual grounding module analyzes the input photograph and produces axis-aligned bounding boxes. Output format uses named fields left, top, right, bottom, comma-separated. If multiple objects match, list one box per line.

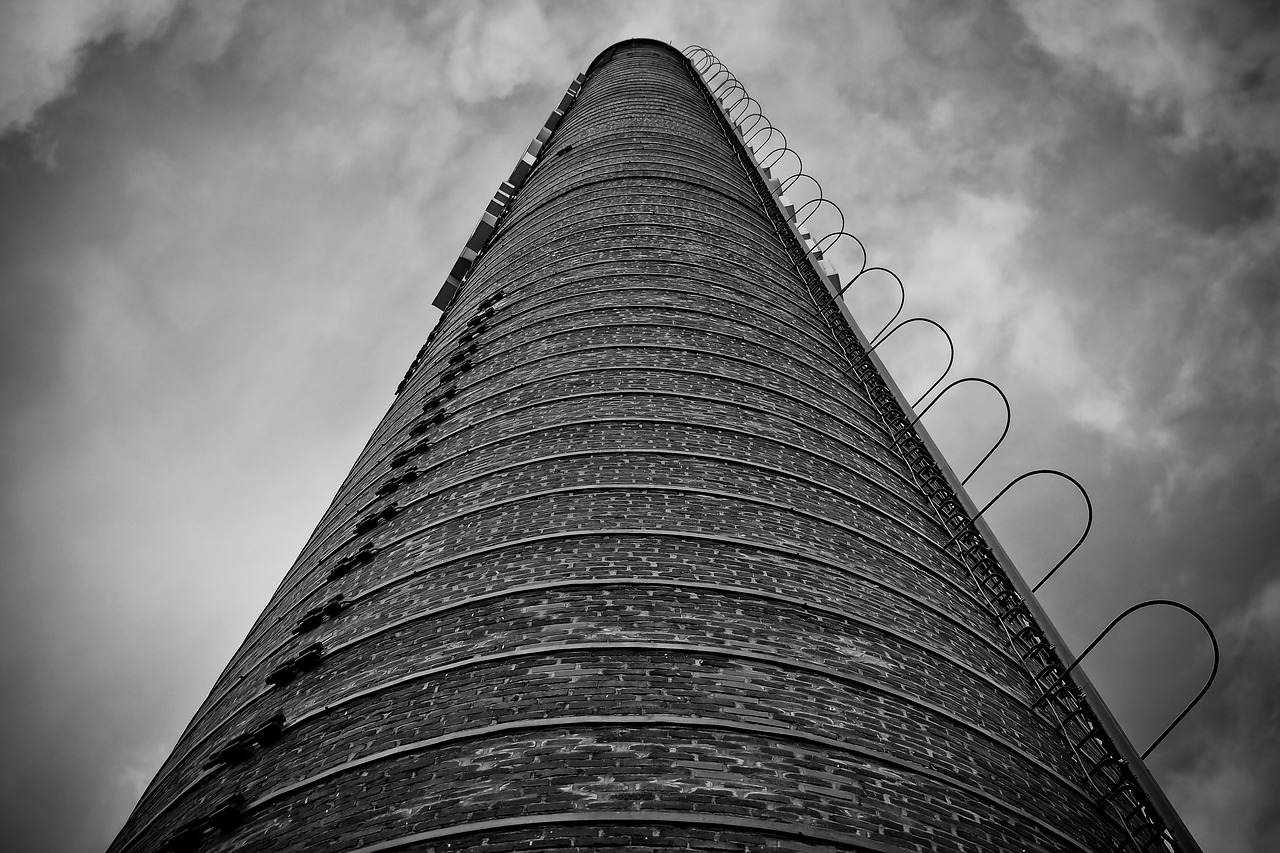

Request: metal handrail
left=793, top=196, right=846, bottom=231
left=777, top=171, right=821, bottom=199
left=838, top=266, right=903, bottom=346
left=943, top=469, right=1093, bottom=594
left=897, top=377, right=1011, bottom=484
left=864, top=317, right=955, bottom=407
left=1046, top=600, right=1219, bottom=759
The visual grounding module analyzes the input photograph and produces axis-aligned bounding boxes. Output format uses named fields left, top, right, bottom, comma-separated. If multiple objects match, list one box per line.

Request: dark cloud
left=1039, top=93, right=1277, bottom=232
left=1156, top=576, right=1280, bottom=853
left=0, top=134, right=74, bottom=418
left=1, top=2, right=1278, bottom=852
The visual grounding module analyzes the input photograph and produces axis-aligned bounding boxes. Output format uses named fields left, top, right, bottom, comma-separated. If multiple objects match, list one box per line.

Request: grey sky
left=1, top=2, right=1277, bottom=851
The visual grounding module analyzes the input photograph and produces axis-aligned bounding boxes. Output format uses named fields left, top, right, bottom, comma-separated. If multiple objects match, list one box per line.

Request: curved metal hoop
left=688, top=47, right=739, bottom=98
left=709, top=66, right=737, bottom=89
left=778, top=171, right=821, bottom=199
left=811, top=230, right=868, bottom=270
left=691, top=49, right=749, bottom=116
left=943, top=469, right=1093, bottom=594
left=744, top=118, right=781, bottom=149
left=694, top=53, right=726, bottom=77
left=1053, top=600, right=1219, bottom=759
left=794, top=196, right=846, bottom=232
left=737, top=108, right=768, bottom=136
left=838, top=265, right=902, bottom=344
left=712, top=74, right=743, bottom=98
left=685, top=48, right=714, bottom=71
left=697, top=53, right=728, bottom=75
left=686, top=52, right=806, bottom=197
left=681, top=45, right=930, bottom=440
left=865, top=317, right=955, bottom=407
left=899, top=377, right=1011, bottom=485
left=683, top=46, right=712, bottom=68
left=703, top=62, right=733, bottom=89
left=687, top=48, right=797, bottom=182
left=729, top=95, right=763, bottom=125
left=717, top=78, right=748, bottom=106
left=760, top=142, right=800, bottom=174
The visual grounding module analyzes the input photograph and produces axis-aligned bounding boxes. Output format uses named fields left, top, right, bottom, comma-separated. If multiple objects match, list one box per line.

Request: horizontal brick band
left=404, top=282, right=869, bottom=412
left=316, top=385, right=923, bottom=568
left=319, top=412, right=929, bottom=562
left=366, top=329, right=880, bottom=490
left=249, top=715, right=1100, bottom=853
left=382, top=372, right=907, bottom=487
left=172, top=532, right=1012, bottom=773
left=281, top=485, right=994, bottom=651
left=123, top=640, right=1096, bottom=852
left=487, top=188, right=798, bottom=268
left=429, top=279, right=853, bottom=380
left=334, top=444, right=957, bottom=580
left=223, top=415, right=945, bottom=680
left=381, top=337, right=888, bottom=474
left=353, top=810, right=917, bottom=853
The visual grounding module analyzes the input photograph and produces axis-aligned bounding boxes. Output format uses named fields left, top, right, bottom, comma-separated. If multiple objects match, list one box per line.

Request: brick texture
left=108, top=40, right=1134, bottom=853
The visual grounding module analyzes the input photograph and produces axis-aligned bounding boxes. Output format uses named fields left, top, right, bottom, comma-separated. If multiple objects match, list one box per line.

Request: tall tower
left=109, top=39, right=1198, bottom=853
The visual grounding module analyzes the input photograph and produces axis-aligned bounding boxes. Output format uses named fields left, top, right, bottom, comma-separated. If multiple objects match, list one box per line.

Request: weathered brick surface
left=109, top=40, right=1128, bottom=853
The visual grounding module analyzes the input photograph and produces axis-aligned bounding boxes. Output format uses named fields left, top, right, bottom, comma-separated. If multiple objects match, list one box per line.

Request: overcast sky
left=1, top=2, right=1277, bottom=851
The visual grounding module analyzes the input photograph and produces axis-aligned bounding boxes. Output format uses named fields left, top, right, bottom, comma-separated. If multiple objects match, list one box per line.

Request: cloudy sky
left=1, top=1, right=1277, bottom=851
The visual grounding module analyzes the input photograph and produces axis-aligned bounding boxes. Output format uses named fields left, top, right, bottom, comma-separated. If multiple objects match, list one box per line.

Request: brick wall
left=108, top=39, right=1128, bottom=853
